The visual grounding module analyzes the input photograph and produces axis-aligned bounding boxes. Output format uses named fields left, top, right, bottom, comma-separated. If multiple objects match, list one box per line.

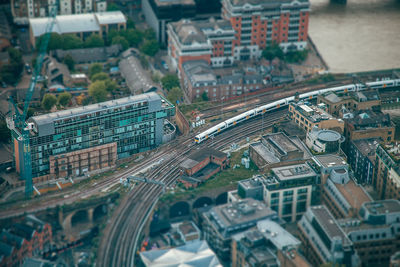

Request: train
left=194, top=78, right=400, bottom=144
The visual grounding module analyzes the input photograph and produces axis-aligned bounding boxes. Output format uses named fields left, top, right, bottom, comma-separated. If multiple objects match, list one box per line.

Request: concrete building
left=314, top=154, right=372, bottom=219
left=375, top=143, right=400, bottom=200
left=179, top=148, right=228, bottom=188
left=347, top=138, right=380, bottom=184
left=317, top=89, right=381, bottom=117
left=298, top=205, right=360, bottom=267
left=249, top=132, right=312, bottom=171
left=14, top=93, right=174, bottom=180
left=306, top=127, right=343, bottom=154
left=29, top=11, right=126, bottom=48
left=338, top=200, right=400, bottom=267
left=263, top=163, right=316, bottom=222
left=232, top=219, right=306, bottom=267
left=221, top=0, right=310, bottom=55
left=11, top=0, right=107, bottom=25
left=343, top=110, right=395, bottom=152
left=288, top=101, right=344, bottom=134
left=237, top=176, right=264, bottom=201
left=202, top=198, right=279, bottom=261
left=54, top=44, right=122, bottom=64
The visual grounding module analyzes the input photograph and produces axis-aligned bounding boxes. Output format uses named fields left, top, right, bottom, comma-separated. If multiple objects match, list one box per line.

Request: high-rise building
left=14, top=93, right=174, bottom=180
left=375, top=143, right=400, bottom=200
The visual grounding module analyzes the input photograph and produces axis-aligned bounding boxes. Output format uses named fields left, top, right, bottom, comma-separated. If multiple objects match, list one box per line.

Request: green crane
left=7, top=1, right=59, bottom=197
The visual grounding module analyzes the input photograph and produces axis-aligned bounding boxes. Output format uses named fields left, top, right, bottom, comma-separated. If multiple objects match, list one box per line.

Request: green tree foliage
left=143, top=28, right=156, bottom=40
left=127, top=18, right=135, bottom=29
left=167, top=87, right=183, bottom=104
left=105, top=79, right=118, bottom=92
left=112, top=36, right=129, bottom=50
left=0, top=119, right=10, bottom=143
left=89, top=63, right=103, bottom=79
left=42, top=94, right=57, bottom=111
left=262, top=43, right=284, bottom=62
left=140, top=39, right=159, bottom=57
left=284, top=49, right=309, bottom=63
left=47, top=33, right=64, bottom=51
left=84, top=34, right=104, bottom=48
left=62, top=34, right=83, bottom=50
left=201, top=91, right=209, bottom=101
left=161, top=74, right=180, bottom=91
left=107, top=2, right=119, bottom=11
left=89, top=81, right=108, bottom=102
left=0, top=47, right=23, bottom=85
left=63, top=54, right=75, bottom=71
left=57, top=92, right=72, bottom=106
left=124, top=29, right=143, bottom=47
left=91, top=72, right=109, bottom=82
left=26, top=108, right=35, bottom=119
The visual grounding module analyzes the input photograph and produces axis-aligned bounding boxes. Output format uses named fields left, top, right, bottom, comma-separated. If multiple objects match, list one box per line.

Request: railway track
left=97, top=109, right=287, bottom=267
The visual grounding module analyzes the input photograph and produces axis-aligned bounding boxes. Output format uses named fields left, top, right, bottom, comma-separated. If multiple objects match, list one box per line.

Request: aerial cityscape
left=0, top=0, right=399, bottom=266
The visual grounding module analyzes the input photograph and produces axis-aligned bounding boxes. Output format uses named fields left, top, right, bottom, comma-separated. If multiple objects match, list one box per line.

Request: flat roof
left=272, top=163, right=316, bottom=181
left=257, top=220, right=300, bottom=250
left=314, top=154, right=347, bottom=169
left=363, top=200, right=400, bottom=215
left=239, top=176, right=264, bottom=190
left=333, top=179, right=372, bottom=211
left=30, top=92, right=161, bottom=126
left=263, top=132, right=300, bottom=154
left=250, top=142, right=280, bottom=164
left=352, top=138, right=380, bottom=163
left=300, top=104, right=313, bottom=113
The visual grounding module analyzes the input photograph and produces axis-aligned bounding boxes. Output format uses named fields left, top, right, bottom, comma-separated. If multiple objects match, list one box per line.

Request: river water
left=309, top=0, right=400, bottom=73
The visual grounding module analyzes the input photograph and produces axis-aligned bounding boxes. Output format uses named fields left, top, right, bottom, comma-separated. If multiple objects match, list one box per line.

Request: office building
left=298, top=205, right=360, bottom=267
left=305, top=127, right=343, bottom=154
left=249, top=132, right=312, bottom=171
left=237, top=176, right=264, bottom=201
left=317, top=89, right=381, bottom=117
left=29, top=11, right=127, bottom=48
left=343, top=110, right=395, bottom=152
left=14, top=93, right=174, bottom=180
left=289, top=101, right=344, bottom=133
left=11, top=0, right=107, bottom=25
left=338, top=200, right=400, bottom=267
left=202, top=198, right=279, bottom=261
left=314, top=154, right=372, bottom=219
left=347, top=138, right=380, bottom=184
left=375, top=143, right=400, bottom=200
left=263, top=163, right=316, bottom=222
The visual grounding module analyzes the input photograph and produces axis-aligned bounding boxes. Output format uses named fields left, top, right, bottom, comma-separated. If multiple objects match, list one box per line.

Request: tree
left=63, top=54, right=75, bottom=71
left=62, top=34, right=83, bottom=50
left=167, top=87, right=183, bottom=104
left=262, top=43, right=284, bottom=62
left=125, top=29, right=143, bottom=47
left=127, top=18, right=135, bottom=29
left=0, top=119, right=10, bottom=143
left=161, top=74, right=180, bottom=91
left=89, top=63, right=103, bottom=79
left=143, top=28, right=156, bottom=40
left=0, top=47, right=23, bottom=85
left=26, top=108, right=35, bottom=119
left=57, top=92, right=72, bottom=106
left=91, top=72, right=109, bottom=82
left=105, top=79, right=118, bottom=92
left=201, top=91, right=209, bottom=101
left=89, top=81, right=108, bottom=102
left=107, top=2, right=120, bottom=11
left=140, top=39, right=159, bottom=57
left=112, top=36, right=129, bottom=50
left=42, top=94, right=57, bottom=111
left=84, top=34, right=104, bottom=48
left=284, top=49, right=308, bottom=63
left=47, top=33, right=64, bottom=51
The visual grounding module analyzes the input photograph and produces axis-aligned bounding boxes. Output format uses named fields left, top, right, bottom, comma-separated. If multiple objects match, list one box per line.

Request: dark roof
left=10, top=224, right=36, bottom=241
left=346, top=110, right=392, bottom=128
left=0, top=241, right=13, bottom=257
left=54, top=44, right=122, bottom=64
left=188, top=147, right=226, bottom=162
left=0, top=230, right=24, bottom=249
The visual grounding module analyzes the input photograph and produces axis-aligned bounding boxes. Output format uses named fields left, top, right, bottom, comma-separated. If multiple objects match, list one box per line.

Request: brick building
left=179, top=148, right=228, bottom=188
left=317, top=89, right=381, bottom=117
left=375, top=143, right=400, bottom=200
left=0, top=215, right=52, bottom=266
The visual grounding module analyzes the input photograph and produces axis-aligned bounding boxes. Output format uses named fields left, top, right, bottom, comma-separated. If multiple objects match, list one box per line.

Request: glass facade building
left=14, top=93, right=174, bottom=179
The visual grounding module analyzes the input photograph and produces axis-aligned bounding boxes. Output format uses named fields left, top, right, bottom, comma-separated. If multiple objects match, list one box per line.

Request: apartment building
left=288, top=102, right=344, bottom=134
left=375, top=143, right=400, bottom=200
left=14, top=93, right=174, bottom=180
left=201, top=198, right=279, bottom=261
left=317, top=89, right=381, bottom=117
left=347, top=138, right=380, bottom=184
left=339, top=200, right=400, bottom=267
left=298, top=205, right=360, bottom=267
left=313, top=154, right=372, bottom=219
left=29, top=11, right=127, bottom=48
left=11, top=0, right=107, bottom=25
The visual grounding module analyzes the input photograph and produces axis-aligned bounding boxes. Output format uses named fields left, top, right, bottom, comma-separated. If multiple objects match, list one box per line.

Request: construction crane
left=6, top=1, right=59, bottom=197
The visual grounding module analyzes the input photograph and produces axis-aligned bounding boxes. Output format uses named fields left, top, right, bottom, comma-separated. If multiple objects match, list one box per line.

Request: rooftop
left=181, top=148, right=226, bottom=169
left=257, top=220, right=301, bottom=251
left=154, top=0, right=195, bottom=7
left=352, top=138, right=380, bottom=163
left=262, top=132, right=300, bottom=155
left=333, top=179, right=372, bottom=211
left=345, top=110, right=392, bottom=128
left=321, top=89, right=380, bottom=104
left=271, top=163, right=317, bottom=181
left=314, top=154, right=347, bottom=169
left=363, top=199, right=400, bottom=215
left=238, top=176, right=264, bottom=190
left=292, top=102, right=339, bottom=123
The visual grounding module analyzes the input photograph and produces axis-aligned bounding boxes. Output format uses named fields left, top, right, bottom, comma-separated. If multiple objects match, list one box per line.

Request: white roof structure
left=140, top=240, right=221, bottom=267
left=29, top=11, right=126, bottom=37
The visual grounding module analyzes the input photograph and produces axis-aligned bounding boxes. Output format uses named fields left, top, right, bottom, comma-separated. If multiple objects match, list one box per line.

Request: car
left=25, top=63, right=32, bottom=74
left=161, top=61, right=169, bottom=71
